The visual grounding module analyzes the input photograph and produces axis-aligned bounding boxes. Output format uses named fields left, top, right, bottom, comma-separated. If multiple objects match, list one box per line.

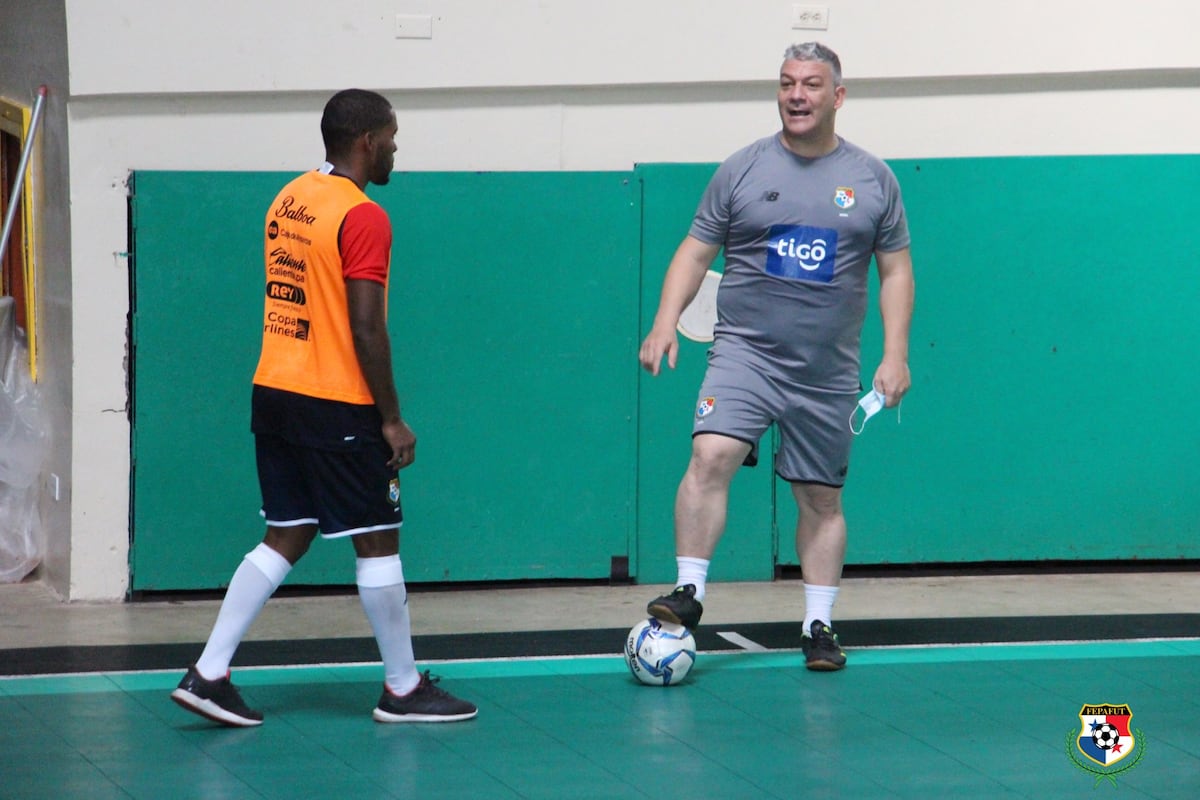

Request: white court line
left=717, top=631, right=769, bottom=652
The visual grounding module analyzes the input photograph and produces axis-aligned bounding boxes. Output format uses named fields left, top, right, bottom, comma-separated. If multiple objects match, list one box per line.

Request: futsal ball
left=1092, top=723, right=1120, bottom=750
left=624, top=617, right=696, bottom=686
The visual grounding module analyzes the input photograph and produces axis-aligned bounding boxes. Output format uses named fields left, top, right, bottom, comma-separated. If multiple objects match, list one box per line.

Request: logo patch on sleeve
left=765, top=224, right=838, bottom=282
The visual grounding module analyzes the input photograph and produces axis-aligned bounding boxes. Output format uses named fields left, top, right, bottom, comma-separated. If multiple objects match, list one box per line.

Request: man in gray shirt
left=639, top=41, right=914, bottom=671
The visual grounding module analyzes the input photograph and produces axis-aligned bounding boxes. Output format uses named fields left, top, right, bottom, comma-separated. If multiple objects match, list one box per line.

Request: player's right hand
left=638, top=327, right=679, bottom=376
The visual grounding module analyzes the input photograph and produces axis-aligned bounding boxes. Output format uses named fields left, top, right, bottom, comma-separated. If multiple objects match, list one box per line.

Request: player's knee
left=687, top=438, right=748, bottom=483
left=263, top=526, right=316, bottom=563
left=793, top=483, right=843, bottom=517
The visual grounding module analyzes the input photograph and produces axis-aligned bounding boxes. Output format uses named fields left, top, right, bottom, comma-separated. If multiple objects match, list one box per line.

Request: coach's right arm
left=639, top=235, right=722, bottom=376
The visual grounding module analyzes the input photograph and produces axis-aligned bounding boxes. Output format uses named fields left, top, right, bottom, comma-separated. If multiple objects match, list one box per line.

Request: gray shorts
left=691, top=346, right=859, bottom=486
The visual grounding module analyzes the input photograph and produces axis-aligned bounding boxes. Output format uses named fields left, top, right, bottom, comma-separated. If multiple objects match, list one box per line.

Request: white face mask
left=849, top=388, right=886, bottom=435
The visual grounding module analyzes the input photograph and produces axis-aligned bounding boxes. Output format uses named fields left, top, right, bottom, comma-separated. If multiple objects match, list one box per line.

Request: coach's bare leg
left=674, top=433, right=753, bottom=558
left=791, top=481, right=846, bottom=587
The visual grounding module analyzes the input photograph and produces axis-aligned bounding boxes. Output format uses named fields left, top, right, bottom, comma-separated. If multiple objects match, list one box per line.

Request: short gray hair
left=782, top=42, right=843, bottom=86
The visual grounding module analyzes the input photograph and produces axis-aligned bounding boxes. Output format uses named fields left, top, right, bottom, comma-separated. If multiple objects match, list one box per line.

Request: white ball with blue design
left=624, top=617, right=696, bottom=686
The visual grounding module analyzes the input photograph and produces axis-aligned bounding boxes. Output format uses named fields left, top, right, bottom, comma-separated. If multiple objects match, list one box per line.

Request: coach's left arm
left=873, top=246, right=914, bottom=407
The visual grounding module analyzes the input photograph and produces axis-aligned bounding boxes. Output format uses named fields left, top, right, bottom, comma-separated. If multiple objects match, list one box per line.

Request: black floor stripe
left=2, top=614, right=1197, bottom=677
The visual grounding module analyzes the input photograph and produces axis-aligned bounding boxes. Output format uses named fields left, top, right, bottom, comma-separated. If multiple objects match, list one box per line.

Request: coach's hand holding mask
left=849, top=387, right=886, bottom=435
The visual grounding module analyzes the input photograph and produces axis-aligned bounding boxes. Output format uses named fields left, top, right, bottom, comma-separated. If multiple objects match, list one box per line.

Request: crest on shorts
left=696, top=397, right=715, bottom=418
left=1066, top=703, right=1144, bottom=787
left=833, top=186, right=855, bottom=210
left=387, top=478, right=400, bottom=506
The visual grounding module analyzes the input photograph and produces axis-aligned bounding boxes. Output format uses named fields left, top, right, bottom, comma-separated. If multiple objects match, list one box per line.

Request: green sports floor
left=1, top=573, right=1198, bottom=798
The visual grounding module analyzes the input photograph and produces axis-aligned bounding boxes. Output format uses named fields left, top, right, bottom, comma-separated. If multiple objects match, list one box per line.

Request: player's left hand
left=383, top=419, right=416, bottom=470
left=872, top=357, right=910, bottom=407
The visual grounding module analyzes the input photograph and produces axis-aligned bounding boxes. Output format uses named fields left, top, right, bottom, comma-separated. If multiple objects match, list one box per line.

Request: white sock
left=357, top=555, right=419, bottom=696
left=802, top=583, right=839, bottom=636
left=195, top=543, right=292, bottom=680
left=676, top=556, right=710, bottom=602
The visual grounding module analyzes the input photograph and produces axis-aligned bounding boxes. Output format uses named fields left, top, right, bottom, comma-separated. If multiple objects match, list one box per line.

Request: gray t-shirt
left=690, top=134, right=910, bottom=392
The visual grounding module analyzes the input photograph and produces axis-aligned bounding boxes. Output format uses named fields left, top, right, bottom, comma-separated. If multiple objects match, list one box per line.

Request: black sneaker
left=801, top=620, right=847, bottom=671
left=647, top=584, right=703, bottom=630
left=170, top=665, right=264, bottom=727
left=373, top=671, right=478, bottom=723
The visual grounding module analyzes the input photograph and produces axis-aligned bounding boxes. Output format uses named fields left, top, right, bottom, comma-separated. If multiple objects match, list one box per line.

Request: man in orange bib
left=171, top=89, right=476, bottom=726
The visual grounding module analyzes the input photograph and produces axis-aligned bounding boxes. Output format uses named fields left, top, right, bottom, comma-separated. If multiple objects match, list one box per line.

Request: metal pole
left=0, top=85, right=48, bottom=266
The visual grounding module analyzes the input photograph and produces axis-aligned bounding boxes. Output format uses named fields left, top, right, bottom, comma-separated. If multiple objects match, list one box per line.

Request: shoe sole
left=647, top=604, right=700, bottom=630
left=805, top=659, right=846, bottom=672
left=372, top=707, right=478, bottom=723
left=170, top=688, right=263, bottom=727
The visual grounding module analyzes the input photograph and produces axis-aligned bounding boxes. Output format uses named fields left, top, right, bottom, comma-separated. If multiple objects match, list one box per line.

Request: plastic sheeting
left=0, top=296, right=46, bottom=582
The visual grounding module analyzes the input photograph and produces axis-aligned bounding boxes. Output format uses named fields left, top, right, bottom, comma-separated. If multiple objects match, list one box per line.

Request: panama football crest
left=1066, top=703, right=1145, bottom=787
left=696, top=397, right=715, bottom=419
left=833, top=186, right=855, bottom=210
left=387, top=478, right=400, bottom=506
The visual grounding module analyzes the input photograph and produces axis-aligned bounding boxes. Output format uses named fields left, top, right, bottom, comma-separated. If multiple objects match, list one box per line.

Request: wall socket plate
left=395, top=14, right=433, bottom=39
left=792, top=4, right=829, bottom=30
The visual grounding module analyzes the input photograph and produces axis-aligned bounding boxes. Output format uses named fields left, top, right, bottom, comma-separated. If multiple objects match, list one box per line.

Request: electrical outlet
left=792, top=4, right=829, bottom=30
left=395, top=14, right=433, bottom=39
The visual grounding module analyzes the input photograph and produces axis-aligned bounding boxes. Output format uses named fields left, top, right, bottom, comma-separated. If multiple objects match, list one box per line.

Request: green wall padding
left=131, top=155, right=1200, bottom=591
left=634, top=163, right=774, bottom=585
left=131, top=171, right=640, bottom=590
left=778, top=154, right=1200, bottom=565
left=130, top=171, right=279, bottom=591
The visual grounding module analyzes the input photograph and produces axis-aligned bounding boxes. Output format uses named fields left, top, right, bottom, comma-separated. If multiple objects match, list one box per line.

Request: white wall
left=65, top=0, right=1200, bottom=94
left=58, top=0, right=1200, bottom=599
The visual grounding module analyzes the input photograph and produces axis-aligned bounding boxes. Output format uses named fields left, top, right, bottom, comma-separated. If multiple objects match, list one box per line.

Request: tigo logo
left=765, top=224, right=838, bottom=282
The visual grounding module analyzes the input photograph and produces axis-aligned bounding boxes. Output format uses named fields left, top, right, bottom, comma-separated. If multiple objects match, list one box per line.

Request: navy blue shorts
left=252, top=385, right=402, bottom=538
